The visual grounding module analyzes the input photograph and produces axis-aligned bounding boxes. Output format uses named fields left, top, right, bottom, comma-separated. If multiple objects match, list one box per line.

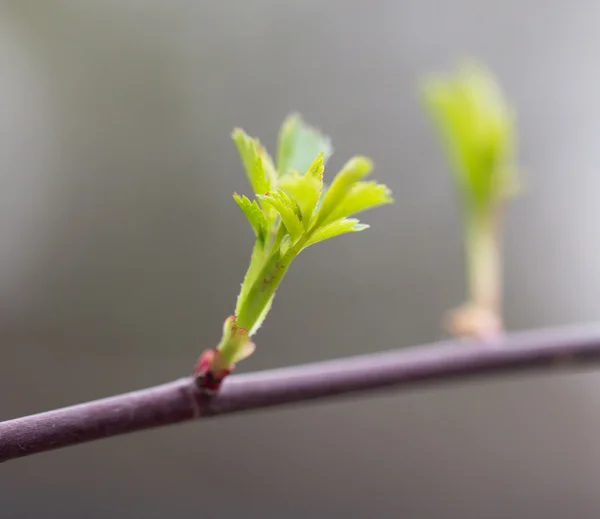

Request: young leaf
left=247, top=294, right=275, bottom=336
left=320, top=180, right=394, bottom=226
left=233, top=194, right=268, bottom=245
left=235, top=240, right=267, bottom=318
left=257, top=144, right=278, bottom=185
left=257, top=190, right=303, bottom=240
left=421, top=61, right=518, bottom=213
left=305, top=151, right=326, bottom=183
left=232, top=128, right=273, bottom=195
left=278, top=152, right=325, bottom=228
left=303, top=218, right=369, bottom=249
left=277, top=113, right=333, bottom=177
left=278, top=173, right=321, bottom=229
left=207, top=115, right=394, bottom=378
left=421, top=61, right=521, bottom=340
left=316, top=156, right=373, bottom=226
left=235, top=247, right=289, bottom=333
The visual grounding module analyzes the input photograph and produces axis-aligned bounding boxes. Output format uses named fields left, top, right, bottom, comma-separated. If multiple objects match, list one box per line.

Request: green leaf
left=232, top=128, right=273, bottom=195
left=305, top=151, right=326, bottom=182
left=235, top=247, right=291, bottom=334
left=278, top=173, right=320, bottom=229
left=257, top=189, right=303, bottom=240
left=321, top=180, right=394, bottom=226
left=303, top=218, right=369, bottom=249
left=421, top=60, right=518, bottom=213
left=278, top=152, right=325, bottom=229
left=257, top=143, right=278, bottom=186
left=277, top=113, right=333, bottom=176
left=316, top=156, right=373, bottom=226
left=233, top=194, right=268, bottom=245
left=247, top=294, right=274, bottom=336
left=215, top=116, right=394, bottom=372
left=235, top=240, right=266, bottom=317
left=279, top=234, right=292, bottom=256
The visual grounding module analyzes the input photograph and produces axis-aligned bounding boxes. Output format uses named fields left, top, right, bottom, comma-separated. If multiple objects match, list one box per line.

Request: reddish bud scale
left=194, top=349, right=232, bottom=393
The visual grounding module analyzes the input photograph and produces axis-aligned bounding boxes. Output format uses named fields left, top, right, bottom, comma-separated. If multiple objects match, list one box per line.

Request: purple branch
left=2, top=323, right=600, bottom=463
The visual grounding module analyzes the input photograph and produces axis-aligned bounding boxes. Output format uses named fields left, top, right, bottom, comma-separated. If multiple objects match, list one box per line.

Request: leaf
left=257, top=143, right=278, bottom=186
left=235, top=240, right=267, bottom=318
left=277, top=113, right=333, bottom=176
left=247, top=294, right=274, bottom=336
left=421, top=60, right=518, bottom=212
left=316, top=156, right=373, bottom=226
left=279, top=173, right=321, bottom=230
left=229, top=339, right=256, bottom=364
left=279, top=234, right=292, bottom=257
left=232, top=128, right=273, bottom=195
left=321, top=181, right=394, bottom=226
left=233, top=194, right=268, bottom=245
left=278, top=152, right=325, bottom=229
left=303, top=218, right=369, bottom=249
left=305, top=151, right=325, bottom=182
left=257, top=189, right=303, bottom=240
left=224, top=115, right=392, bottom=364
left=235, top=247, right=291, bottom=335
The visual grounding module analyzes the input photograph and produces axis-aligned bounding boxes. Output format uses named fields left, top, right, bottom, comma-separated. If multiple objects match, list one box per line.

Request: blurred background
left=1, top=1, right=600, bottom=517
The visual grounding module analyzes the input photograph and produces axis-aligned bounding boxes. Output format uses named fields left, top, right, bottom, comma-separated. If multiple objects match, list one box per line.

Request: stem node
left=194, top=349, right=231, bottom=395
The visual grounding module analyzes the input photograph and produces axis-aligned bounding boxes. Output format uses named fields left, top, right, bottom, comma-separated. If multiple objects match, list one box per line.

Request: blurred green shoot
left=421, top=61, right=520, bottom=339
left=205, top=114, right=393, bottom=377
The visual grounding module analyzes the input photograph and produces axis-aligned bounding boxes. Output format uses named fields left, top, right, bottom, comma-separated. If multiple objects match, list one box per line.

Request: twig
left=2, top=323, right=600, bottom=463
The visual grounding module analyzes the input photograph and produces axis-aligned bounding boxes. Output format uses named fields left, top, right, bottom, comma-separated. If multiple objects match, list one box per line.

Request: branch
left=3, top=323, right=600, bottom=463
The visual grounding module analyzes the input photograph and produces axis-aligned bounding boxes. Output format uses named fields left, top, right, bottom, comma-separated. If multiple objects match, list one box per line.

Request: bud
left=193, top=316, right=255, bottom=393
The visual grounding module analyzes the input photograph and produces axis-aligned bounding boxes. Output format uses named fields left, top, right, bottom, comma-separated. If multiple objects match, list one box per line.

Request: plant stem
left=235, top=251, right=290, bottom=332
left=465, top=211, right=501, bottom=316
left=235, top=236, right=307, bottom=333
left=3, top=322, right=600, bottom=463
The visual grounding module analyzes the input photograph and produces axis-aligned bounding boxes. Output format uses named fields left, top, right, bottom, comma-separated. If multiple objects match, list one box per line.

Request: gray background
left=1, top=1, right=600, bottom=517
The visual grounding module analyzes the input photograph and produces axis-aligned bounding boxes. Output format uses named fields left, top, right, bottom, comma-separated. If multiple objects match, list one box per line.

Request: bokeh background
left=2, top=1, right=600, bottom=517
